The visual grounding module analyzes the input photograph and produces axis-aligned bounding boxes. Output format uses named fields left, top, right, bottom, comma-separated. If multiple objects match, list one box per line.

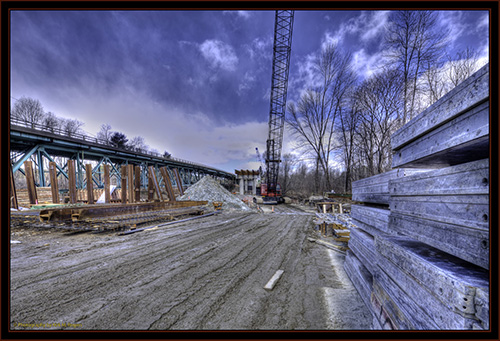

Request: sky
left=10, top=8, right=490, bottom=173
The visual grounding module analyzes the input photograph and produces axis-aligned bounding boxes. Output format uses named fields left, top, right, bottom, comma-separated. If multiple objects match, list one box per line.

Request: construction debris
left=264, top=269, right=285, bottom=290
left=179, top=176, right=252, bottom=211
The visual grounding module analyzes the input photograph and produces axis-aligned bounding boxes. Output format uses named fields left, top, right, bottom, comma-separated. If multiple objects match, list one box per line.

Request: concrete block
left=392, top=63, right=489, bottom=150
left=344, top=250, right=373, bottom=314
left=348, top=227, right=378, bottom=273
left=374, top=267, right=440, bottom=329
left=391, top=99, right=489, bottom=168
left=389, top=212, right=489, bottom=269
left=352, top=169, right=429, bottom=204
left=375, top=235, right=489, bottom=317
left=377, top=253, right=477, bottom=329
left=474, top=287, right=490, bottom=330
left=351, top=205, right=391, bottom=235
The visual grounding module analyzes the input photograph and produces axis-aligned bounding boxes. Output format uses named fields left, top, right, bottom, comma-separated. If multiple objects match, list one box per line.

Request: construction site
left=8, top=9, right=492, bottom=335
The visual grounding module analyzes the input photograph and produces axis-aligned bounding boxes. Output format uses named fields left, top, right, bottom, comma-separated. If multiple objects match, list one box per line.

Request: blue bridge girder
left=10, top=121, right=235, bottom=191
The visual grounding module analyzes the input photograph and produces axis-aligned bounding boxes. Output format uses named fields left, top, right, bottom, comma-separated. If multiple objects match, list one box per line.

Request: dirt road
left=10, top=206, right=371, bottom=330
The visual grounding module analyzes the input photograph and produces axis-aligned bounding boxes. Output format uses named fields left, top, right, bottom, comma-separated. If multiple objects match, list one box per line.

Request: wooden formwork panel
left=391, top=64, right=489, bottom=151
left=389, top=159, right=489, bottom=231
left=375, top=235, right=489, bottom=318
left=352, top=169, right=430, bottom=205
left=389, top=212, right=489, bottom=269
left=348, top=227, right=378, bottom=274
left=474, top=287, right=490, bottom=330
left=374, top=267, right=440, bottom=329
left=377, top=253, right=477, bottom=329
left=351, top=204, right=391, bottom=236
left=344, top=250, right=373, bottom=316
left=391, top=99, right=489, bottom=168
left=370, top=289, right=396, bottom=330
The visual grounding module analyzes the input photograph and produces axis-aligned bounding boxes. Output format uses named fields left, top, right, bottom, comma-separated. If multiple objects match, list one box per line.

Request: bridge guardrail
left=10, top=117, right=233, bottom=177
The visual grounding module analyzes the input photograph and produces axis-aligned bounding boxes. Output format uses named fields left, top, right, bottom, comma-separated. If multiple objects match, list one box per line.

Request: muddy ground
left=10, top=204, right=372, bottom=331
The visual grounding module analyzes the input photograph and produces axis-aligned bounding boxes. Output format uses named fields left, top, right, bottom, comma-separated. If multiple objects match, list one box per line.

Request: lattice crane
left=260, top=10, right=294, bottom=204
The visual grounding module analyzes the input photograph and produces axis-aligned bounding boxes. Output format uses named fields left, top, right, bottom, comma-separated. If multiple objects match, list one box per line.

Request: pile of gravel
left=179, top=176, right=251, bottom=211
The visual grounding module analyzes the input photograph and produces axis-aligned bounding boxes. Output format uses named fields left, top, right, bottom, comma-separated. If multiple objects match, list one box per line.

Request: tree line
left=10, top=97, right=171, bottom=158
left=279, top=10, right=485, bottom=198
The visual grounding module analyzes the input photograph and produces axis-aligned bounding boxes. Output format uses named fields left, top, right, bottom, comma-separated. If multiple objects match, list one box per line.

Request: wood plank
left=392, top=100, right=489, bottom=168
left=160, top=167, right=176, bottom=201
left=376, top=253, right=477, bottom=329
left=374, top=268, right=440, bottom=329
left=127, top=164, right=134, bottom=203
left=121, top=165, right=127, bottom=204
left=344, top=250, right=373, bottom=314
left=66, top=160, right=76, bottom=204
left=474, top=287, right=489, bottom=330
left=352, top=169, right=430, bottom=204
left=135, top=165, right=141, bottom=202
left=24, top=161, right=38, bottom=205
left=85, top=164, right=94, bottom=205
left=391, top=63, right=489, bottom=150
left=374, top=234, right=488, bottom=316
left=389, top=212, right=489, bottom=269
left=351, top=205, right=391, bottom=236
left=148, top=166, right=163, bottom=201
left=264, top=269, right=284, bottom=290
left=9, top=161, right=18, bottom=209
left=103, top=164, right=110, bottom=204
left=48, top=162, right=59, bottom=204
left=348, top=227, right=377, bottom=274
left=173, top=168, right=184, bottom=196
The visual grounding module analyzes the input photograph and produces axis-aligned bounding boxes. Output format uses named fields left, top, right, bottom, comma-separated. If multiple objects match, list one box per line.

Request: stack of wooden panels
left=344, top=64, right=490, bottom=330
left=16, top=187, right=54, bottom=207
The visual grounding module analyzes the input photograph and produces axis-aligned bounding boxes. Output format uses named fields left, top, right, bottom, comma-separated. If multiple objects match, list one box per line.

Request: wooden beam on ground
left=67, top=160, right=77, bottom=204
left=127, top=164, right=134, bottom=203
left=121, top=165, right=127, bottom=204
left=49, top=162, right=59, bottom=204
left=264, top=270, right=284, bottom=290
left=103, top=164, right=110, bottom=203
left=160, top=167, right=176, bottom=201
left=39, top=200, right=208, bottom=222
left=85, top=164, right=94, bottom=204
left=9, top=161, right=18, bottom=209
left=173, top=168, right=184, bottom=196
left=135, top=165, right=141, bottom=202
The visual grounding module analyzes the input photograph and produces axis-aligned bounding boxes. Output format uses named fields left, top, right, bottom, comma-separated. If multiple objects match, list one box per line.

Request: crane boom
left=263, top=10, right=294, bottom=204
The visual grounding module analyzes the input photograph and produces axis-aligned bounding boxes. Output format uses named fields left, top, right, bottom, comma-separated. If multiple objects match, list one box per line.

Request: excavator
left=256, top=10, right=294, bottom=205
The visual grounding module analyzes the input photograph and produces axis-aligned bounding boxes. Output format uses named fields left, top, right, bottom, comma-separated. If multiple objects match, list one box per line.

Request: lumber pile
left=344, top=64, right=490, bottom=330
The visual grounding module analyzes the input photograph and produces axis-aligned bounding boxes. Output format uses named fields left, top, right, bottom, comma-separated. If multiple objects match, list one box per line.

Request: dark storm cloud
left=11, top=10, right=276, bottom=125
left=10, top=9, right=490, bottom=172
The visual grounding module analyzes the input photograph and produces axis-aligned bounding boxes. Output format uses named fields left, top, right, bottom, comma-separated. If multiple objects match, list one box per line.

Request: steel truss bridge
left=10, top=118, right=235, bottom=192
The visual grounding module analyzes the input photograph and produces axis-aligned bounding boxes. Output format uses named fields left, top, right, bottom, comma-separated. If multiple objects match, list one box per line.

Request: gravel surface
left=10, top=205, right=371, bottom=331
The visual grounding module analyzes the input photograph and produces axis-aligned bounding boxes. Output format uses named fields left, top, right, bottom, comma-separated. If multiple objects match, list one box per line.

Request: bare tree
left=353, top=69, right=403, bottom=176
left=62, top=118, right=84, bottom=137
left=287, top=43, right=355, bottom=193
left=337, top=103, right=360, bottom=193
left=42, top=112, right=60, bottom=133
left=278, top=153, right=295, bottom=196
left=128, top=136, right=149, bottom=153
left=384, top=11, right=449, bottom=124
left=11, top=97, right=45, bottom=128
left=447, top=47, right=481, bottom=87
left=97, top=124, right=113, bottom=145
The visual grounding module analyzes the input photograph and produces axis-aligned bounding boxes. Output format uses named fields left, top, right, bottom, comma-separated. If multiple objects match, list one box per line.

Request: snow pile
left=179, top=176, right=251, bottom=211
